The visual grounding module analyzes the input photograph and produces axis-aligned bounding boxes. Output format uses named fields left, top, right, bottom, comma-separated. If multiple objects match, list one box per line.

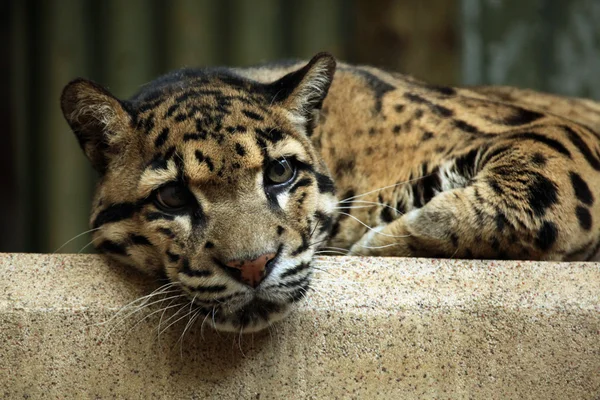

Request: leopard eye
left=265, top=158, right=295, bottom=185
left=155, top=183, right=195, bottom=212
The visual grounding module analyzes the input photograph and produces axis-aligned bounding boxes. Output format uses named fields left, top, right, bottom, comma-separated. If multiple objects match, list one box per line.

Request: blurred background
left=1, top=0, right=599, bottom=254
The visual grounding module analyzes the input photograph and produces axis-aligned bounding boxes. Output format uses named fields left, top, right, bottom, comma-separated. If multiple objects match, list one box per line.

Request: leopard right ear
left=61, top=79, right=132, bottom=174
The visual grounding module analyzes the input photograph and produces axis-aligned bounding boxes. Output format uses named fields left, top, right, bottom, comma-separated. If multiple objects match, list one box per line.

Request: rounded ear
left=60, top=79, right=132, bottom=174
left=268, top=52, right=336, bottom=134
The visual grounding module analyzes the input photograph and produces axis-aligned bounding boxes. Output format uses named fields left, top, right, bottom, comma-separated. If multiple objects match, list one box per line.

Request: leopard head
left=61, top=53, right=338, bottom=333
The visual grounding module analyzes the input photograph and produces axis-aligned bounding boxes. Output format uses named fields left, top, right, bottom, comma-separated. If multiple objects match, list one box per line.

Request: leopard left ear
left=269, top=52, right=336, bottom=132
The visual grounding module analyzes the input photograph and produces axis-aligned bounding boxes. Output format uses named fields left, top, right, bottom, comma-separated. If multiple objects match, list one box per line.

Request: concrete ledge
left=1, top=254, right=599, bottom=399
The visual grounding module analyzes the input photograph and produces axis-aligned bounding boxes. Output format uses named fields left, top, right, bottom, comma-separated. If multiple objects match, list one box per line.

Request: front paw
left=349, top=226, right=387, bottom=256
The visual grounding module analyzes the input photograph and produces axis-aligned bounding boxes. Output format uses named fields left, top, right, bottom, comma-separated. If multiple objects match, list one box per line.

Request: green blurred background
left=2, top=0, right=599, bottom=254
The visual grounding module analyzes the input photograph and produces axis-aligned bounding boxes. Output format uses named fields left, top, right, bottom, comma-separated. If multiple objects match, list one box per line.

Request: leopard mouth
left=187, top=274, right=311, bottom=333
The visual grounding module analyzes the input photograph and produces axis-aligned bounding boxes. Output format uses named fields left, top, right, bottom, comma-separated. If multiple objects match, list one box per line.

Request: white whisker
left=339, top=174, right=432, bottom=203
left=54, top=227, right=101, bottom=253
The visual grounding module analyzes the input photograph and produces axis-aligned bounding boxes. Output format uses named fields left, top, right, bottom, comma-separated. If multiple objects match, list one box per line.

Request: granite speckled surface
left=1, top=253, right=599, bottom=399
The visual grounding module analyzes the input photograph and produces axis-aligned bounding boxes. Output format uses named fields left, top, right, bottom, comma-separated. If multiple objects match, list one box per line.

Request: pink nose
left=225, top=252, right=276, bottom=288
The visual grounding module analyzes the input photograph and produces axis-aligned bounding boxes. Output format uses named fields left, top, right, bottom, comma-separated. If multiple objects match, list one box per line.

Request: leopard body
left=61, top=53, right=600, bottom=332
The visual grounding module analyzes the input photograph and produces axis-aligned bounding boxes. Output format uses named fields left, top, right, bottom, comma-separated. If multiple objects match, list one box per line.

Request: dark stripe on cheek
left=181, top=258, right=213, bottom=277
left=130, top=234, right=152, bottom=246
left=93, top=202, right=140, bottom=229
left=280, top=262, right=311, bottom=279
left=97, top=240, right=128, bottom=255
left=289, top=177, right=312, bottom=194
left=314, top=172, right=335, bottom=194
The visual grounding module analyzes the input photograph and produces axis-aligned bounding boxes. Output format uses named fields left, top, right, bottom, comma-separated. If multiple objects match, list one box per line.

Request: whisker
left=338, top=174, right=432, bottom=203
left=77, top=236, right=102, bottom=254
left=159, top=305, right=196, bottom=337
left=336, top=200, right=404, bottom=215
left=338, top=212, right=411, bottom=239
left=353, top=242, right=404, bottom=250
left=53, top=227, right=101, bottom=253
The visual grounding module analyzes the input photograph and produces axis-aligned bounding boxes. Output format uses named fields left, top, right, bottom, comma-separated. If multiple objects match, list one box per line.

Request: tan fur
left=61, top=53, right=600, bottom=332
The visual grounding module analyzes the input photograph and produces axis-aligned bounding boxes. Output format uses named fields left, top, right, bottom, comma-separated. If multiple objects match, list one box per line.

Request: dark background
left=2, top=0, right=599, bottom=253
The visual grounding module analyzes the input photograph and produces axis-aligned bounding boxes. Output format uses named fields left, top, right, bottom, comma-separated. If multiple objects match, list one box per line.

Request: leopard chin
left=204, top=297, right=294, bottom=334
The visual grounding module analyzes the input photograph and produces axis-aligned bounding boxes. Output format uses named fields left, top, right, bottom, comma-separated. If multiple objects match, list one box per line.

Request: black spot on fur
left=143, top=112, right=155, bottom=134
left=255, top=127, right=284, bottom=143
left=528, top=173, right=558, bottom=217
left=394, top=104, right=405, bottom=113
left=158, top=228, right=175, bottom=238
left=277, top=225, right=285, bottom=236
left=393, top=125, right=402, bottom=134
left=380, top=205, right=394, bottom=223
left=354, top=69, right=395, bottom=113
left=576, top=206, right=592, bottom=230
left=508, top=132, right=571, bottom=158
left=242, top=110, right=263, bottom=121
left=174, top=113, right=187, bottom=122
left=495, top=212, right=508, bottom=232
left=93, top=202, right=139, bottom=229
left=531, top=152, right=547, bottom=167
left=502, top=108, right=544, bottom=126
left=425, top=84, right=456, bottom=96
left=422, top=131, right=434, bottom=141
left=97, top=240, right=127, bottom=256
left=183, top=132, right=207, bottom=141
left=314, top=172, right=335, bottom=194
left=563, top=125, right=600, bottom=170
left=335, top=158, right=356, bottom=176
left=166, top=104, right=179, bottom=117
left=130, top=234, right=152, bottom=246
left=195, top=150, right=214, bottom=171
left=154, top=127, right=169, bottom=148
left=450, top=234, right=459, bottom=247
left=404, top=93, right=427, bottom=104
left=570, top=172, right=594, bottom=205
left=454, top=120, right=483, bottom=135
left=204, top=241, right=214, bottom=249
left=535, top=221, right=557, bottom=250
left=235, top=143, right=246, bottom=157
left=181, top=258, right=213, bottom=278
left=432, top=105, right=454, bottom=118
left=166, top=250, right=180, bottom=262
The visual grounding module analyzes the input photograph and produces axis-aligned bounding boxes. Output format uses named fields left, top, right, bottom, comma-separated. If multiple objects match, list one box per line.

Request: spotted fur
left=61, top=53, right=600, bottom=332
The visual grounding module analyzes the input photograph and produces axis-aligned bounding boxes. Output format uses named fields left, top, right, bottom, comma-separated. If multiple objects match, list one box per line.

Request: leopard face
left=61, top=54, right=338, bottom=333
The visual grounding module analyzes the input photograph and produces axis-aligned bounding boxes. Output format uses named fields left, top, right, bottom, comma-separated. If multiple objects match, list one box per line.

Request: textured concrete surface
left=1, top=253, right=599, bottom=399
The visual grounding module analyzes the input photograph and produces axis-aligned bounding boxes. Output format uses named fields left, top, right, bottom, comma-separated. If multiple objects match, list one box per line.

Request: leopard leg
left=350, top=137, right=600, bottom=261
